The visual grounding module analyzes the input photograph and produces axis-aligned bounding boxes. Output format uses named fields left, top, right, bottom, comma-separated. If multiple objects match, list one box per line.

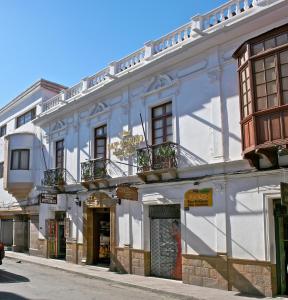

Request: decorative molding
left=177, top=59, right=208, bottom=78
left=51, top=120, right=66, bottom=133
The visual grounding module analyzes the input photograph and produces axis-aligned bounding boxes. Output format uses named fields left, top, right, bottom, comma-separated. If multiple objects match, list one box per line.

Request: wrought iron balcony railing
left=137, top=142, right=179, bottom=173
left=43, top=168, right=76, bottom=187
left=81, top=158, right=109, bottom=182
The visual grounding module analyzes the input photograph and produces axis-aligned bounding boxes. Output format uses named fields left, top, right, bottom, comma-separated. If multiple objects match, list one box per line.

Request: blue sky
left=0, top=1, right=227, bottom=106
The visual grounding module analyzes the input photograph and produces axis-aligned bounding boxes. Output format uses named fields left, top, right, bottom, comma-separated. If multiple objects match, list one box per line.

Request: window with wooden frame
left=236, top=26, right=288, bottom=119
left=233, top=24, right=288, bottom=161
left=0, top=125, right=6, bottom=137
left=10, top=149, right=30, bottom=170
left=94, top=125, right=107, bottom=159
left=152, top=102, right=173, bottom=145
left=16, top=107, right=36, bottom=128
left=55, top=140, right=64, bottom=169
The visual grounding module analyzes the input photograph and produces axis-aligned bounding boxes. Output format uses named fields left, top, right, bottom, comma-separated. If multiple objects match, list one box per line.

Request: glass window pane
left=283, top=91, right=288, bottom=104
left=257, top=84, right=266, bottom=97
left=266, top=68, right=276, bottom=81
left=167, top=126, right=173, bottom=135
left=96, top=128, right=103, bottom=136
left=243, top=106, right=248, bottom=118
left=154, top=137, right=163, bottom=145
left=243, top=94, right=248, bottom=105
left=268, top=94, right=278, bottom=108
left=255, top=72, right=265, bottom=84
left=248, top=102, right=252, bottom=115
left=247, top=78, right=251, bottom=90
left=265, top=56, right=276, bottom=69
left=264, top=38, right=276, bottom=50
left=282, top=78, right=288, bottom=91
left=165, top=103, right=172, bottom=114
left=11, top=151, right=19, bottom=169
left=153, top=119, right=163, bottom=129
left=281, top=64, right=288, bottom=77
left=276, top=34, right=288, bottom=46
left=96, top=139, right=105, bottom=147
left=166, top=116, right=172, bottom=126
left=154, top=128, right=163, bottom=138
left=257, top=97, right=267, bottom=111
left=153, top=106, right=163, bottom=117
left=253, top=43, right=264, bottom=55
left=166, top=135, right=173, bottom=142
left=242, top=82, right=247, bottom=93
left=254, top=59, right=265, bottom=72
left=20, top=151, right=29, bottom=170
left=267, top=81, right=277, bottom=94
left=280, top=51, right=288, bottom=64
left=241, top=70, right=246, bottom=82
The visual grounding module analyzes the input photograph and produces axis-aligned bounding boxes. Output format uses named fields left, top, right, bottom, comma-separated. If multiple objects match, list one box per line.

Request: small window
left=16, top=108, right=36, bottom=128
left=11, top=149, right=30, bottom=170
left=55, top=140, right=64, bottom=169
left=94, top=125, right=107, bottom=159
left=0, top=125, right=6, bottom=137
left=152, top=102, right=173, bottom=145
left=0, top=162, right=3, bottom=178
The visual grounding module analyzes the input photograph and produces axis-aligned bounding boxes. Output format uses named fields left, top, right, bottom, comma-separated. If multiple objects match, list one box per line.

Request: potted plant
left=138, top=151, right=150, bottom=172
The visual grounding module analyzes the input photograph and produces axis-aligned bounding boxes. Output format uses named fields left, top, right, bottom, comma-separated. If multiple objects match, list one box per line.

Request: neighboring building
left=1, top=0, right=288, bottom=297
left=0, top=80, right=66, bottom=254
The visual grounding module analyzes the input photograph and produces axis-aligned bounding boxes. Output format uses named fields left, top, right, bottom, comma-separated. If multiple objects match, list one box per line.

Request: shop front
left=82, top=192, right=116, bottom=267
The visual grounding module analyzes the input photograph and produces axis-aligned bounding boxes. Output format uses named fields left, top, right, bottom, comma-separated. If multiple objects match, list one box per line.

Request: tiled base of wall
left=182, top=254, right=276, bottom=297
left=66, top=241, right=83, bottom=264
left=115, top=247, right=150, bottom=276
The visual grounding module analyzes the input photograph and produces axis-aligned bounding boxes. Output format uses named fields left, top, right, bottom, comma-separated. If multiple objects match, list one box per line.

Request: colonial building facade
left=1, top=0, right=288, bottom=297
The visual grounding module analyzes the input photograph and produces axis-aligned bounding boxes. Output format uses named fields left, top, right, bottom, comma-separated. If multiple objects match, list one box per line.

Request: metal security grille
left=150, top=205, right=181, bottom=279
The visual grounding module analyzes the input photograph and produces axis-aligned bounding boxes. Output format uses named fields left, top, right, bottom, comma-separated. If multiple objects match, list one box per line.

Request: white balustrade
left=153, top=23, right=192, bottom=55
left=42, top=93, right=64, bottom=112
left=117, top=49, right=145, bottom=73
left=65, top=82, right=83, bottom=100
left=200, top=0, right=255, bottom=30
left=87, top=67, right=110, bottom=89
left=39, top=0, right=270, bottom=115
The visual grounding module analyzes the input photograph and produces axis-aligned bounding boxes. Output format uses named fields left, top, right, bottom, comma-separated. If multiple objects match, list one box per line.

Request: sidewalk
left=4, top=251, right=286, bottom=300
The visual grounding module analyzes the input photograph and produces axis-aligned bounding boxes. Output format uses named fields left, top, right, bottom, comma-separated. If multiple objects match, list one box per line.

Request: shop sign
left=116, top=185, right=138, bottom=201
left=281, top=182, right=288, bottom=205
left=41, top=193, right=57, bottom=205
left=108, top=130, right=144, bottom=160
left=184, top=188, right=213, bottom=209
left=86, top=192, right=115, bottom=208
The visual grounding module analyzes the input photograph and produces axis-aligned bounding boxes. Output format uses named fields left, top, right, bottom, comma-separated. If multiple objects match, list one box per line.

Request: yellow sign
left=108, top=130, right=144, bottom=160
left=184, top=188, right=213, bottom=209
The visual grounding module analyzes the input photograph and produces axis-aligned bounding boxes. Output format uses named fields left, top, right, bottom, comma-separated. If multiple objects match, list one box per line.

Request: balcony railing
left=81, top=158, right=109, bottom=182
left=43, top=168, right=76, bottom=187
left=137, top=142, right=179, bottom=173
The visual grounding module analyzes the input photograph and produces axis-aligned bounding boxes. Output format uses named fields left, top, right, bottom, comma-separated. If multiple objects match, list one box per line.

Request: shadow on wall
left=0, top=292, right=29, bottom=300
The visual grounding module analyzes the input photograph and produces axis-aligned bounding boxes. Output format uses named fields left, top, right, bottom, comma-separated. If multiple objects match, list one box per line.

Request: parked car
left=0, top=242, right=5, bottom=264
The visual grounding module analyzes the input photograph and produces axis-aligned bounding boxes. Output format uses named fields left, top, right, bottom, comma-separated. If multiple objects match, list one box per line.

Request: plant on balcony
left=82, top=167, right=91, bottom=182
left=138, top=151, right=150, bottom=172
left=55, top=173, right=65, bottom=186
left=155, top=144, right=176, bottom=169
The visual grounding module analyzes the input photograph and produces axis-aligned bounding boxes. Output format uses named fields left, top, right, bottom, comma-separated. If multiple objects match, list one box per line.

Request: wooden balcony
left=136, top=142, right=179, bottom=182
left=80, top=158, right=110, bottom=189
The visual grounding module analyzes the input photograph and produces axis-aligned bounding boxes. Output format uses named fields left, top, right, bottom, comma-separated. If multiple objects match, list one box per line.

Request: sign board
left=116, top=186, right=138, bottom=201
left=184, top=188, right=213, bottom=209
left=108, top=130, right=144, bottom=160
left=41, top=193, right=57, bottom=205
left=86, top=192, right=115, bottom=208
left=281, top=182, right=288, bottom=205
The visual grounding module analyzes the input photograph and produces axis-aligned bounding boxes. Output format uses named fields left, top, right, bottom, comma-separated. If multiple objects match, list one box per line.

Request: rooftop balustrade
left=40, top=0, right=268, bottom=113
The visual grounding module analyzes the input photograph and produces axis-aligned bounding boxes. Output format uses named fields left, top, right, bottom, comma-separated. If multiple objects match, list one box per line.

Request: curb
left=5, top=255, right=201, bottom=300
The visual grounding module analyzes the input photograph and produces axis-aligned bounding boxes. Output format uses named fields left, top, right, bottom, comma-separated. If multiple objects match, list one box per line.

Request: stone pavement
left=4, top=251, right=287, bottom=300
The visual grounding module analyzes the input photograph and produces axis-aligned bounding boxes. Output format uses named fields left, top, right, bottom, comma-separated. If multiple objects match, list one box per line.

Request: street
left=0, top=259, right=186, bottom=300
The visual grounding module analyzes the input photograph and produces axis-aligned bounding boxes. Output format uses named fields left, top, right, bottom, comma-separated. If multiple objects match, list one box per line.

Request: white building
left=1, top=0, right=288, bottom=297
left=0, top=80, right=65, bottom=254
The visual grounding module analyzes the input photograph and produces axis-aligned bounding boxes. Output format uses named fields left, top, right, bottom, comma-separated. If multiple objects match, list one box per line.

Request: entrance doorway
left=93, top=208, right=110, bottom=265
left=274, top=200, right=288, bottom=294
left=150, top=204, right=181, bottom=280
left=47, top=211, right=66, bottom=259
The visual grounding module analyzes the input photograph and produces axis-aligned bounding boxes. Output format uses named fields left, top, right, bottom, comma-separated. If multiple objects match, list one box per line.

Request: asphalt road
left=0, top=259, right=184, bottom=300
